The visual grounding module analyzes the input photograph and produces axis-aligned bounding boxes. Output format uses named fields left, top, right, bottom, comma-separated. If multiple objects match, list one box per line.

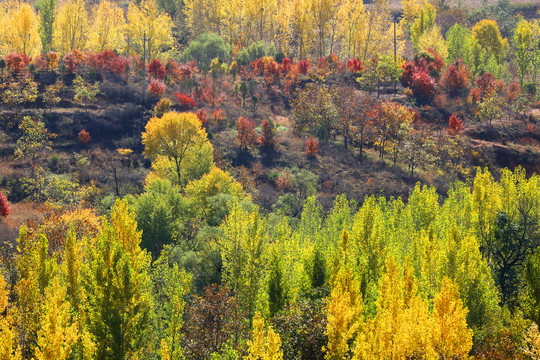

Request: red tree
left=236, top=117, right=257, bottom=149
left=148, top=78, right=166, bottom=96
left=448, top=114, right=464, bottom=135
left=441, top=59, right=470, bottom=96
left=175, top=92, right=197, bottom=108
left=410, top=71, right=436, bottom=102
left=148, top=59, right=166, bottom=80
left=298, top=59, right=312, bottom=74
left=258, top=119, right=275, bottom=147
left=0, top=191, right=10, bottom=219
left=63, top=52, right=78, bottom=73
left=78, top=129, right=91, bottom=143
left=195, top=108, right=208, bottom=126
left=5, top=53, right=31, bottom=73
left=306, top=136, right=319, bottom=156
left=347, top=58, right=364, bottom=73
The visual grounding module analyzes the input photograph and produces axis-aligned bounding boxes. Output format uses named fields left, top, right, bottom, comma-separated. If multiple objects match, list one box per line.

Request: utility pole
left=390, top=11, right=402, bottom=95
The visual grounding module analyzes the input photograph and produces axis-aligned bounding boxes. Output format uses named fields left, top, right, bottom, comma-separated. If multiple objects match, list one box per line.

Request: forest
left=2, top=0, right=540, bottom=358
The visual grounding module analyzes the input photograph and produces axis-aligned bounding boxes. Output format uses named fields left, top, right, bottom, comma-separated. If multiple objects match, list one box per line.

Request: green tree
left=180, top=33, right=231, bottom=71
left=446, top=23, right=473, bottom=65
left=37, top=0, right=56, bottom=51
left=514, top=19, right=532, bottom=87
left=84, top=200, right=153, bottom=360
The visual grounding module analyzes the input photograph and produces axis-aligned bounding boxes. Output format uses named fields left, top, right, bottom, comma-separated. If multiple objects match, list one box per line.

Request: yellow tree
left=183, top=0, right=225, bottom=38
left=417, top=25, right=447, bottom=58
left=142, top=111, right=209, bottom=187
left=338, top=0, right=365, bottom=59
left=0, top=3, right=42, bottom=57
left=247, top=313, right=283, bottom=360
left=472, top=19, right=509, bottom=64
left=245, top=0, right=278, bottom=42
left=289, top=0, right=313, bottom=58
left=325, top=230, right=363, bottom=360
left=0, top=271, right=21, bottom=360
left=409, top=2, right=436, bottom=47
left=33, top=279, right=79, bottom=360
left=356, top=0, right=399, bottom=62
left=431, top=277, right=473, bottom=358
left=400, top=0, right=427, bottom=31
left=125, top=0, right=173, bottom=60
left=52, top=0, right=89, bottom=54
left=88, top=1, right=126, bottom=52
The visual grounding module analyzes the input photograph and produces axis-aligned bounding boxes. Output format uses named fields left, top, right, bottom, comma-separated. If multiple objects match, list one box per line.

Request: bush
left=306, top=136, right=319, bottom=156
left=148, top=78, right=166, bottom=97
left=77, top=129, right=91, bottom=143
left=148, top=59, right=166, bottom=79
left=448, top=114, right=464, bottom=135
left=0, top=191, right=10, bottom=219
left=236, top=117, right=256, bottom=149
left=441, top=59, right=470, bottom=96
left=410, top=71, right=436, bottom=102
left=174, top=92, right=197, bottom=108
left=180, top=33, right=231, bottom=71
left=154, top=98, right=172, bottom=117
left=298, top=59, right=312, bottom=74
left=236, top=41, right=275, bottom=66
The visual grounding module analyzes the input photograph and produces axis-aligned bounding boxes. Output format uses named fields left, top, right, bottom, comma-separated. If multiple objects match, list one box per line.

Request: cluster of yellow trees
left=0, top=0, right=173, bottom=59
left=0, top=0, right=410, bottom=61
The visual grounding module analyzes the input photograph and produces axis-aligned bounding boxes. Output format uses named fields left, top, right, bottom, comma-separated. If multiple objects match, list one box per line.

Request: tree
left=38, top=0, right=56, bottom=51
left=73, top=76, right=100, bottom=111
left=0, top=271, right=21, bottom=360
left=292, top=83, right=337, bottom=142
left=125, top=0, right=174, bottom=60
left=410, top=2, right=436, bottom=48
left=85, top=199, right=153, bottom=360
left=247, top=313, right=283, bottom=360
left=88, top=1, right=126, bottom=52
left=332, top=86, right=372, bottom=152
left=0, top=191, right=11, bottom=221
left=431, top=277, right=473, bottom=359
left=446, top=23, right=473, bottom=65
left=514, top=19, right=533, bottom=87
left=52, top=0, right=89, bottom=54
left=33, top=279, right=79, bottom=360
left=472, top=19, right=509, bottom=64
left=236, top=117, right=257, bottom=150
left=417, top=25, right=447, bottom=59
left=0, top=3, right=42, bottom=57
left=180, top=33, right=231, bottom=71
left=476, top=90, right=505, bottom=126
left=142, top=111, right=209, bottom=186
left=15, top=116, right=55, bottom=175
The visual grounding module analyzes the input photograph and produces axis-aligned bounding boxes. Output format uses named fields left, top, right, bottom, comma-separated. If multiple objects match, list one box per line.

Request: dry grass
left=0, top=201, right=44, bottom=244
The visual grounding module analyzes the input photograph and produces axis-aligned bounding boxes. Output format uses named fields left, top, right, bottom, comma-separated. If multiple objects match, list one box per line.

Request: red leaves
left=195, top=108, right=207, bottom=125
left=0, top=191, right=10, bottom=219
left=63, top=52, right=79, bottom=73
left=410, top=70, right=436, bottom=101
left=258, top=119, right=275, bottom=147
left=175, top=92, right=197, bottom=108
left=508, top=81, right=521, bottom=102
left=441, top=59, right=470, bottom=95
left=148, top=78, right=166, bottom=96
left=347, top=58, right=364, bottom=73
left=306, top=136, right=319, bottom=156
left=86, top=50, right=128, bottom=75
left=5, top=53, right=31, bottom=73
left=236, top=117, right=256, bottom=149
left=448, top=114, right=464, bottom=135
left=77, top=129, right=91, bottom=143
left=279, top=57, right=292, bottom=76
left=148, top=59, right=165, bottom=80
left=298, top=59, right=312, bottom=74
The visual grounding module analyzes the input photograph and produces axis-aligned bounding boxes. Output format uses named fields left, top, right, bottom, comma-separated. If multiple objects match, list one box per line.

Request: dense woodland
left=2, top=0, right=540, bottom=358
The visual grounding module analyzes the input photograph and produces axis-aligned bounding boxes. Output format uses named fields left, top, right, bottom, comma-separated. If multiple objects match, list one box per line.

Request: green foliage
left=410, top=3, right=436, bottom=48
left=37, top=0, right=56, bottom=50
left=180, top=33, right=231, bottom=71
left=236, top=41, right=276, bottom=66
left=73, top=75, right=99, bottom=110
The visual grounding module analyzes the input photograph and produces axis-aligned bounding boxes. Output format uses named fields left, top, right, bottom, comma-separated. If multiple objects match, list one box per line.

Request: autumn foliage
left=306, top=136, right=319, bottom=156
left=258, top=119, right=275, bottom=147
left=175, top=92, right=197, bottom=108
left=148, top=59, right=166, bottom=80
left=5, top=53, right=31, bottom=73
left=441, top=59, right=470, bottom=96
left=448, top=114, right=464, bottom=135
left=347, top=58, right=364, bottom=73
left=236, top=117, right=256, bottom=149
left=148, top=78, right=166, bottom=97
left=77, top=129, right=91, bottom=143
left=0, top=191, right=10, bottom=218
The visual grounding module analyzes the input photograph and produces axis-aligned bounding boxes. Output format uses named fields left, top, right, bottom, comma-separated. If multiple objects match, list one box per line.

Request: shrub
left=280, top=57, right=292, bottom=76
left=306, top=136, right=319, bottom=156
left=236, top=117, right=256, bottom=149
left=212, top=109, right=223, bottom=124
left=508, top=81, right=521, bottom=101
left=86, top=50, right=128, bottom=75
left=441, top=59, right=470, bottom=96
left=448, top=114, right=464, bottom=135
left=63, top=52, right=78, bottom=73
left=148, top=78, right=166, bottom=97
left=298, top=59, right=312, bottom=74
left=410, top=70, right=436, bottom=102
left=154, top=98, right=172, bottom=117
left=148, top=59, right=166, bottom=79
left=5, top=53, right=31, bottom=73
left=175, top=92, right=197, bottom=108
left=258, top=119, right=275, bottom=147
left=0, top=191, right=10, bottom=219
left=77, top=129, right=91, bottom=143
left=347, top=58, right=364, bottom=73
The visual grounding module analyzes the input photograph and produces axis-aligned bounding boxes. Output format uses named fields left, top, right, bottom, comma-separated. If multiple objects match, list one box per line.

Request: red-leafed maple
left=347, top=58, right=364, bottom=73
left=148, top=59, right=166, bottom=80
left=63, top=52, right=78, bottom=73
left=5, top=53, right=31, bottom=73
left=298, top=59, right=312, bottom=74
left=148, top=78, right=166, bottom=96
left=258, top=119, right=275, bottom=147
left=441, top=59, right=470, bottom=96
left=236, top=117, right=256, bottom=149
left=175, top=92, right=197, bottom=108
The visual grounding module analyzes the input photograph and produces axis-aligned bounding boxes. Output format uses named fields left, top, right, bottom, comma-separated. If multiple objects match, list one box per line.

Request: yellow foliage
left=431, top=277, right=473, bottom=359
left=472, top=19, right=509, bottom=63
left=125, top=0, right=174, bottom=59
left=0, top=272, right=21, bottom=360
left=185, top=167, right=246, bottom=206
left=34, top=279, right=79, bottom=360
left=53, top=0, right=89, bottom=54
left=142, top=111, right=211, bottom=186
left=247, top=313, right=283, bottom=360
left=417, top=25, right=448, bottom=59
left=88, top=1, right=126, bottom=52
left=0, top=3, right=42, bottom=57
